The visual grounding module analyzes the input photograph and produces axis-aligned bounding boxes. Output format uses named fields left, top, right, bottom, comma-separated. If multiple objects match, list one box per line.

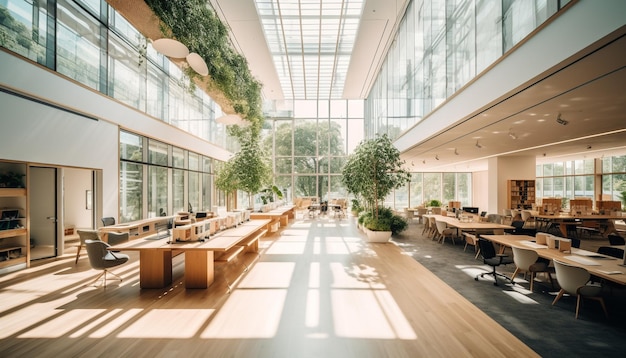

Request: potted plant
left=351, top=198, right=363, bottom=217
left=341, top=134, right=411, bottom=242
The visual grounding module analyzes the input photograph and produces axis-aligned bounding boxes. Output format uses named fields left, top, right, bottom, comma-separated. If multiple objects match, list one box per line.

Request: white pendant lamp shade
left=152, top=38, right=189, bottom=58
left=186, top=52, right=209, bottom=76
left=216, top=114, right=248, bottom=126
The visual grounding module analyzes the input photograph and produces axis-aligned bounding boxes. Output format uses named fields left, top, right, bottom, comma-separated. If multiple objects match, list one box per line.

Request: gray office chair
left=101, top=217, right=116, bottom=226
left=85, top=239, right=129, bottom=288
left=76, top=229, right=100, bottom=264
left=107, top=231, right=129, bottom=246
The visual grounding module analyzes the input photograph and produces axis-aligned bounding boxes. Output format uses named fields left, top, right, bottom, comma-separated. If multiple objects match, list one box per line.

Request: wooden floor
left=0, top=215, right=539, bottom=357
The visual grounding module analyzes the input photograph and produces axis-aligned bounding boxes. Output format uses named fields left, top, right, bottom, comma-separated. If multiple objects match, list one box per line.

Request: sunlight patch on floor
left=330, top=262, right=386, bottom=289
left=18, top=308, right=108, bottom=338
left=502, top=290, right=539, bottom=304
left=331, top=289, right=417, bottom=339
left=238, top=262, right=295, bottom=288
left=201, top=289, right=287, bottom=338
left=265, top=241, right=307, bottom=255
left=119, top=309, right=215, bottom=338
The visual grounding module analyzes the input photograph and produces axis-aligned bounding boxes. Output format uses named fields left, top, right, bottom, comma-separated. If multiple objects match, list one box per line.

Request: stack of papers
left=597, top=270, right=623, bottom=275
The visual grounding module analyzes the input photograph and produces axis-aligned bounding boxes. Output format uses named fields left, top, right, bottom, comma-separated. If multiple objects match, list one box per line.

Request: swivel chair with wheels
left=475, top=238, right=513, bottom=286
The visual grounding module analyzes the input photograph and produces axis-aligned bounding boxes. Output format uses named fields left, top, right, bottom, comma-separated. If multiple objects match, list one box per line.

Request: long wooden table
left=250, top=205, right=295, bottom=228
left=481, top=234, right=626, bottom=285
left=424, top=214, right=513, bottom=233
left=108, top=219, right=270, bottom=289
left=533, top=213, right=622, bottom=237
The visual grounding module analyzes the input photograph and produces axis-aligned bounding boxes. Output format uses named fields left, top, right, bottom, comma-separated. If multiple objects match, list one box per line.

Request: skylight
left=254, top=0, right=365, bottom=100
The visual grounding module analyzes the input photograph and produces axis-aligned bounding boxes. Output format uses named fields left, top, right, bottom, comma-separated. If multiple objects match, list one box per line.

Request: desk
left=99, top=216, right=174, bottom=242
left=533, top=214, right=622, bottom=237
left=482, top=234, right=626, bottom=285
left=109, top=219, right=270, bottom=289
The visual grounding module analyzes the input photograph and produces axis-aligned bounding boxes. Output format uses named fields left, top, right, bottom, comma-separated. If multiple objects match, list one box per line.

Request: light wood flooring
left=0, top=215, right=539, bottom=357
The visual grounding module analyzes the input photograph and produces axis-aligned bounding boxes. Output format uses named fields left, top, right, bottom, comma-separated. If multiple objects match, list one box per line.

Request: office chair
left=106, top=231, right=129, bottom=246
left=75, top=229, right=100, bottom=264
left=101, top=217, right=115, bottom=226
left=608, top=234, right=625, bottom=246
left=552, top=259, right=608, bottom=319
left=85, top=239, right=129, bottom=288
left=475, top=238, right=513, bottom=286
left=597, top=246, right=624, bottom=259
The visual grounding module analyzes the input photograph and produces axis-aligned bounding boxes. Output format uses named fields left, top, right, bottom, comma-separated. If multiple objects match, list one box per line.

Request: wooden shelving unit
left=0, top=164, right=29, bottom=272
left=507, top=180, right=536, bottom=210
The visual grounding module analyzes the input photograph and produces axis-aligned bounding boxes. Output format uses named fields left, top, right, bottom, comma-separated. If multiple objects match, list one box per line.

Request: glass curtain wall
left=602, top=155, right=626, bottom=209
left=262, top=99, right=364, bottom=204
left=536, top=158, right=600, bottom=210
left=120, top=130, right=215, bottom=223
left=365, top=0, right=566, bottom=140
left=0, top=0, right=231, bottom=150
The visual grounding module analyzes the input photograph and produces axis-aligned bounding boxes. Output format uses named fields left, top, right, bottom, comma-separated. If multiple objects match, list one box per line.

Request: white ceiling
left=210, top=0, right=626, bottom=171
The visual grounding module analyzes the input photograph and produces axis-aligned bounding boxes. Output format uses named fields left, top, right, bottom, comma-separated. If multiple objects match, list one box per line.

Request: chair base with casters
left=475, top=238, right=513, bottom=286
left=85, top=239, right=129, bottom=288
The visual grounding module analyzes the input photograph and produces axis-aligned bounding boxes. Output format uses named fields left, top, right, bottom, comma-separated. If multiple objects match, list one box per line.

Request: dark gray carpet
left=392, top=221, right=626, bottom=357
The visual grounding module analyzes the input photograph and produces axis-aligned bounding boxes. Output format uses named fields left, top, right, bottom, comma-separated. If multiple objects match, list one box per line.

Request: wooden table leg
left=184, top=250, right=215, bottom=289
left=139, top=250, right=172, bottom=288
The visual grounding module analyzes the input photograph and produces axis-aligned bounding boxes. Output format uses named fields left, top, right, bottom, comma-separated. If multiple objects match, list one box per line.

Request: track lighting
left=435, top=155, right=439, bottom=161
left=475, top=141, right=482, bottom=149
left=508, top=131, right=517, bottom=140
left=556, top=113, right=569, bottom=125
left=454, top=148, right=459, bottom=155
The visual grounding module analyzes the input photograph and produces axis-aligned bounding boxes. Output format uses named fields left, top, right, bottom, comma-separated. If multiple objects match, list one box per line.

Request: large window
left=366, top=0, right=565, bottom=140
left=536, top=158, right=597, bottom=209
left=120, top=130, right=216, bottom=222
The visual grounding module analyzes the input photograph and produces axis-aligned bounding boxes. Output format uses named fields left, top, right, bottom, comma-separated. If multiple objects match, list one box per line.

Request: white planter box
left=364, top=228, right=391, bottom=243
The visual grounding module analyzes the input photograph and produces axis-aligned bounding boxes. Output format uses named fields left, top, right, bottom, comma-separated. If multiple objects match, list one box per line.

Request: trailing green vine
left=145, top=0, right=264, bottom=137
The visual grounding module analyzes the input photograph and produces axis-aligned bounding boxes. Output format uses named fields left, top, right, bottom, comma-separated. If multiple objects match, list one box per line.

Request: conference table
left=108, top=219, right=270, bottom=289
left=481, top=234, right=626, bottom=285
left=533, top=213, right=623, bottom=238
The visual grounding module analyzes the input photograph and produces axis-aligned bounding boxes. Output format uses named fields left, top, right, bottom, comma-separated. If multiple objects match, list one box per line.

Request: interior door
left=30, top=167, right=57, bottom=260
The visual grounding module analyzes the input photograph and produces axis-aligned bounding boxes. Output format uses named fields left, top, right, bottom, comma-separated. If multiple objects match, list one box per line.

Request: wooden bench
left=214, top=246, right=245, bottom=293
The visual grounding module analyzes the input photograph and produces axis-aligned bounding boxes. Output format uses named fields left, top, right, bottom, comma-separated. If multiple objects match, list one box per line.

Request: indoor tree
left=341, top=134, right=410, bottom=232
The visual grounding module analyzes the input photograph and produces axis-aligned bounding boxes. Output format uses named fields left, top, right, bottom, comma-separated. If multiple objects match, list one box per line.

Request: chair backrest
left=597, top=246, right=625, bottom=259
left=85, top=239, right=111, bottom=270
left=107, top=231, right=129, bottom=246
left=487, top=214, right=501, bottom=223
left=417, top=208, right=427, bottom=215
left=428, top=216, right=437, bottom=227
left=435, top=220, right=448, bottom=234
left=77, top=229, right=99, bottom=244
left=511, top=220, right=525, bottom=230
left=553, top=259, right=590, bottom=295
left=431, top=207, right=442, bottom=215
left=477, top=238, right=497, bottom=260
left=101, top=217, right=115, bottom=226
left=521, top=210, right=532, bottom=221
left=512, top=246, right=539, bottom=270
left=608, top=234, right=625, bottom=246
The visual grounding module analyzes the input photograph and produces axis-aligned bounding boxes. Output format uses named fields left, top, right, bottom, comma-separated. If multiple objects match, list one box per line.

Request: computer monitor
left=462, top=207, right=479, bottom=214
left=195, top=211, right=207, bottom=219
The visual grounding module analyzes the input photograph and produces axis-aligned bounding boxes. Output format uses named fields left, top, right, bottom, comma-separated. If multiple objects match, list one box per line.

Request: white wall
left=0, top=49, right=234, bottom=222
left=472, top=170, right=489, bottom=213
left=63, top=168, right=93, bottom=230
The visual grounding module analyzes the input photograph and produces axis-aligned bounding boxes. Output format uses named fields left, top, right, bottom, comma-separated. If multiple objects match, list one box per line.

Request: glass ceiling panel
left=254, top=0, right=365, bottom=100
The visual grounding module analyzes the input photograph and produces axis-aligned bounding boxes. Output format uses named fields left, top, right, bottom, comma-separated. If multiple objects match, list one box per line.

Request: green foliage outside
left=263, top=120, right=346, bottom=198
